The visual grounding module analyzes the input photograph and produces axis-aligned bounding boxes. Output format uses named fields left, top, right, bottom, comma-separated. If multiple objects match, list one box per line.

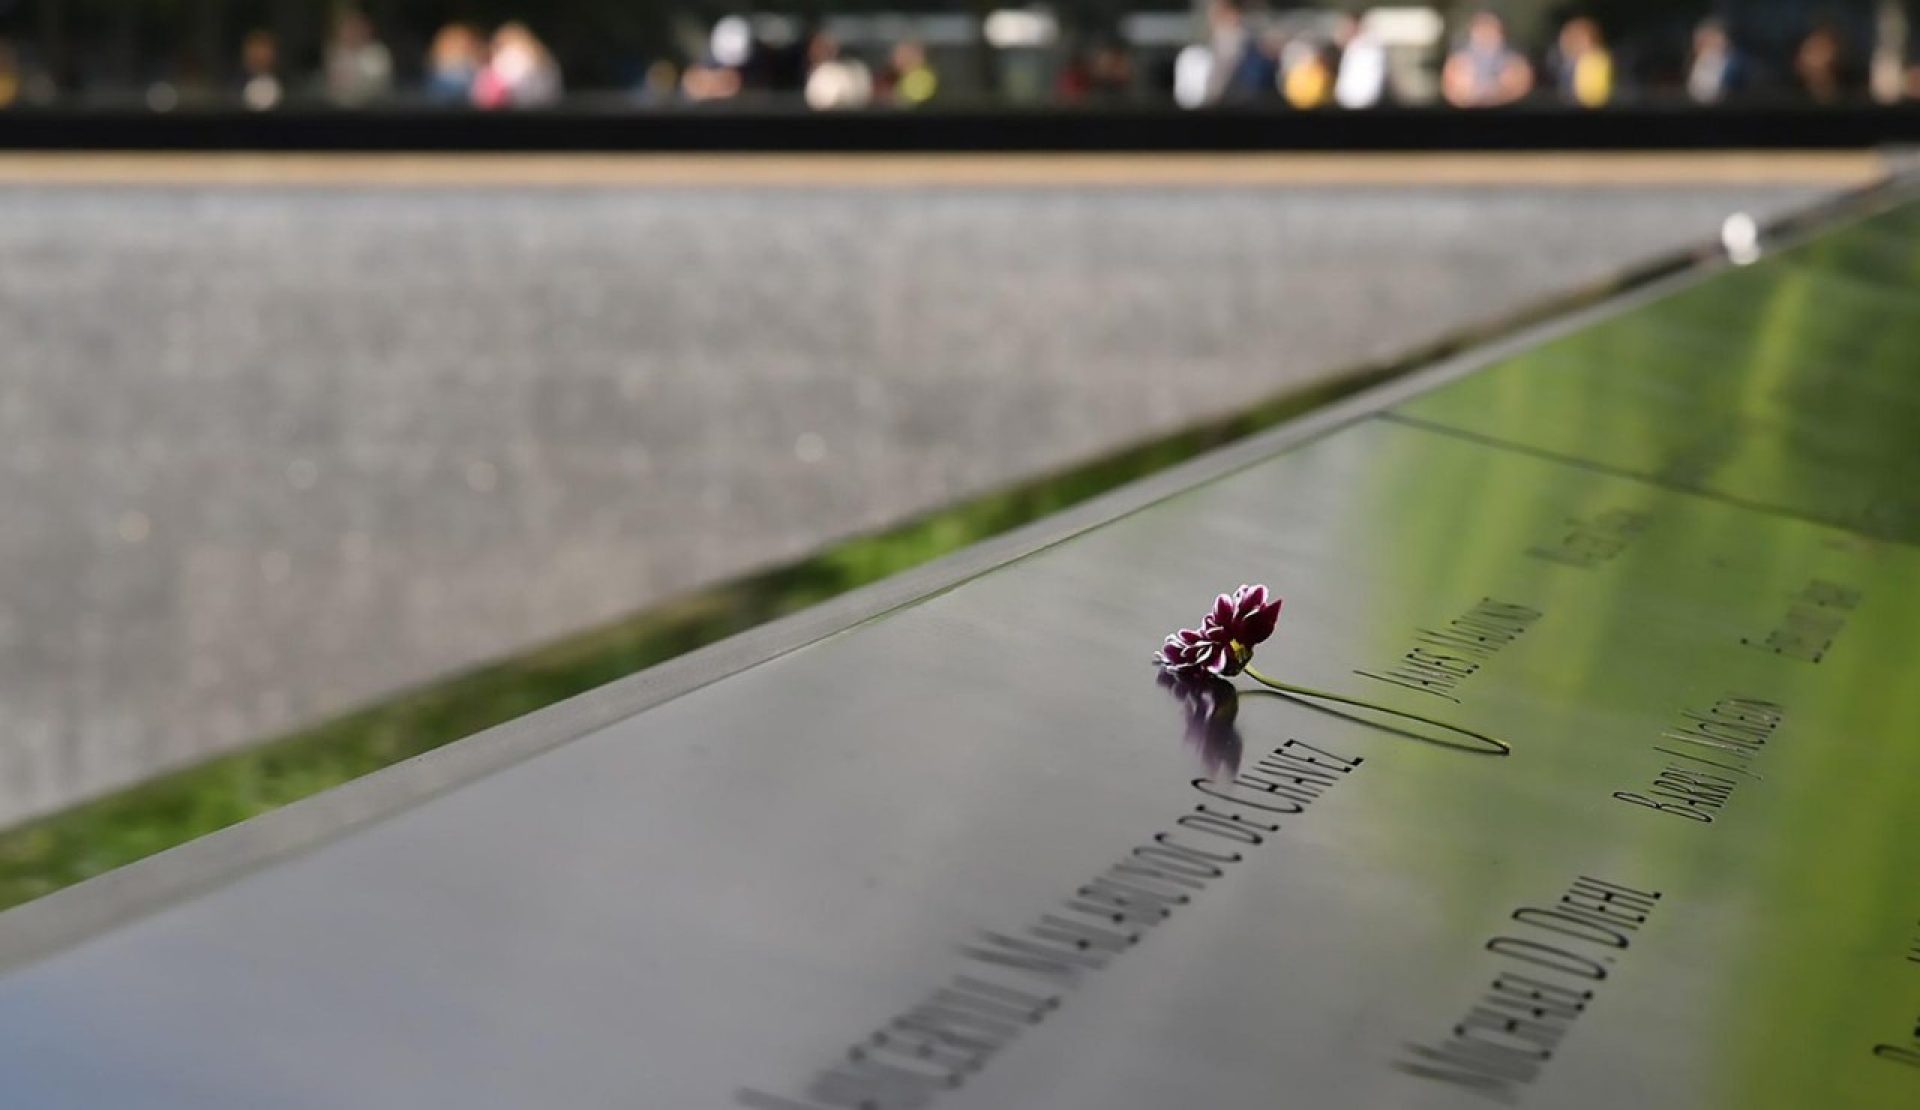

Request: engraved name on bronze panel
left=1614, top=697, right=1785, bottom=824
left=1741, top=578, right=1861, bottom=663
left=1526, top=508, right=1653, bottom=569
left=1397, top=876, right=1664, bottom=1103
left=1871, top=920, right=1920, bottom=1072
left=739, top=738, right=1365, bottom=1110
left=1354, top=598, right=1542, bottom=704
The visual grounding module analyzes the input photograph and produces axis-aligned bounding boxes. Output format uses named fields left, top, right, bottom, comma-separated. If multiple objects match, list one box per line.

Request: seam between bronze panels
left=1378, top=413, right=1920, bottom=548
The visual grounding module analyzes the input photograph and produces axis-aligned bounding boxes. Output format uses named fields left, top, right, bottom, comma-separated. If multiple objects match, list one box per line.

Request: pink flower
left=1153, top=626, right=1229, bottom=675
left=1153, top=584, right=1283, bottom=678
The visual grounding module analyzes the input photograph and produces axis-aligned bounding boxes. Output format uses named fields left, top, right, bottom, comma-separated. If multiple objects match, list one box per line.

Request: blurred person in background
left=803, top=31, right=872, bottom=110
left=1686, top=17, right=1748, bottom=103
left=1550, top=17, right=1613, bottom=107
left=1203, top=0, right=1276, bottom=104
left=1794, top=21, right=1850, bottom=103
left=682, top=14, right=748, bottom=101
left=880, top=40, right=937, bottom=107
left=636, top=59, right=681, bottom=105
left=325, top=8, right=394, bottom=107
left=473, top=23, right=563, bottom=109
left=682, top=61, right=742, bottom=102
left=1280, top=33, right=1337, bottom=108
left=1442, top=11, right=1533, bottom=107
left=1057, top=38, right=1136, bottom=104
left=1333, top=13, right=1389, bottom=109
left=424, top=23, right=485, bottom=105
left=1084, top=39, right=1137, bottom=103
left=0, top=38, right=22, bottom=108
left=1870, top=0, right=1909, bottom=103
left=238, top=29, right=284, bottom=111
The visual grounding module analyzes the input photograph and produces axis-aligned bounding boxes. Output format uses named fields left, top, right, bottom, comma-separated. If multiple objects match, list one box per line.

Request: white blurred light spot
left=145, top=82, right=179, bottom=112
left=242, top=75, right=283, bottom=111
left=1721, top=212, right=1761, bottom=265
left=1362, top=8, right=1446, bottom=46
left=805, top=61, right=873, bottom=110
left=794, top=432, right=827, bottom=464
left=984, top=10, right=1059, bottom=48
left=465, top=459, right=499, bottom=493
left=286, top=457, right=319, bottom=490
left=711, top=16, right=754, bottom=68
left=117, top=511, right=151, bottom=544
left=1174, top=46, right=1213, bottom=110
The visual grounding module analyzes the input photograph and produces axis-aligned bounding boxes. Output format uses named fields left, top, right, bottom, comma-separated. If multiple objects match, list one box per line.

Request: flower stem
left=1241, top=666, right=1511, bottom=756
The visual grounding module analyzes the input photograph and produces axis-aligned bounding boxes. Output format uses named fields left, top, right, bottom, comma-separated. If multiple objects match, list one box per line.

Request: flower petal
left=1204, top=642, right=1242, bottom=676
left=1242, top=597, right=1282, bottom=645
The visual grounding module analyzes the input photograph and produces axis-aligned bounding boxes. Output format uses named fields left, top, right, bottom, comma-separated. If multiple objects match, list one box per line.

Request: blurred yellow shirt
left=1573, top=51, right=1612, bottom=108
left=898, top=66, right=937, bottom=106
left=1283, top=58, right=1332, bottom=109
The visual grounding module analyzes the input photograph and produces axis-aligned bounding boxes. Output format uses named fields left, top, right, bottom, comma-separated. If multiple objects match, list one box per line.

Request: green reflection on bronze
left=1349, top=423, right=1920, bottom=1109
left=1343, top=195, right=1920, bottom=1106
left=1399, top=197, right=1920, bottom=541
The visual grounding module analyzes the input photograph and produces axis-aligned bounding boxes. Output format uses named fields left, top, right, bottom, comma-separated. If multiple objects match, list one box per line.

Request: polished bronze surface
left=1399, top=196, right=1920, bottom=541
left=0, top=191, right=1916, bottom=1109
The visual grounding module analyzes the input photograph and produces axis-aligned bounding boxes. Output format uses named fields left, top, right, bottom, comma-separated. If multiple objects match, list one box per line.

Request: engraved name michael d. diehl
left=1396, top=875, right=1663, bottom=1104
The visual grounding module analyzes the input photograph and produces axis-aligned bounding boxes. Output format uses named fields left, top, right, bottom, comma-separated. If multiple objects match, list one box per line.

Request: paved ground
left=0, top=164, right=1839, bottom=825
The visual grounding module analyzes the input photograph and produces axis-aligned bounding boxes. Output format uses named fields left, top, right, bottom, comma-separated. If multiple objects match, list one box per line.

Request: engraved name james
left=1355, top=598, right=1542, bottom=704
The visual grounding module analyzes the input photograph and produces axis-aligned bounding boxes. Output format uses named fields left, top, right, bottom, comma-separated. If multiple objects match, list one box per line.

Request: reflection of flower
left=1158, top=670, right=1243, bottom=778
left=1154, top=584, right=1283, bottom=677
